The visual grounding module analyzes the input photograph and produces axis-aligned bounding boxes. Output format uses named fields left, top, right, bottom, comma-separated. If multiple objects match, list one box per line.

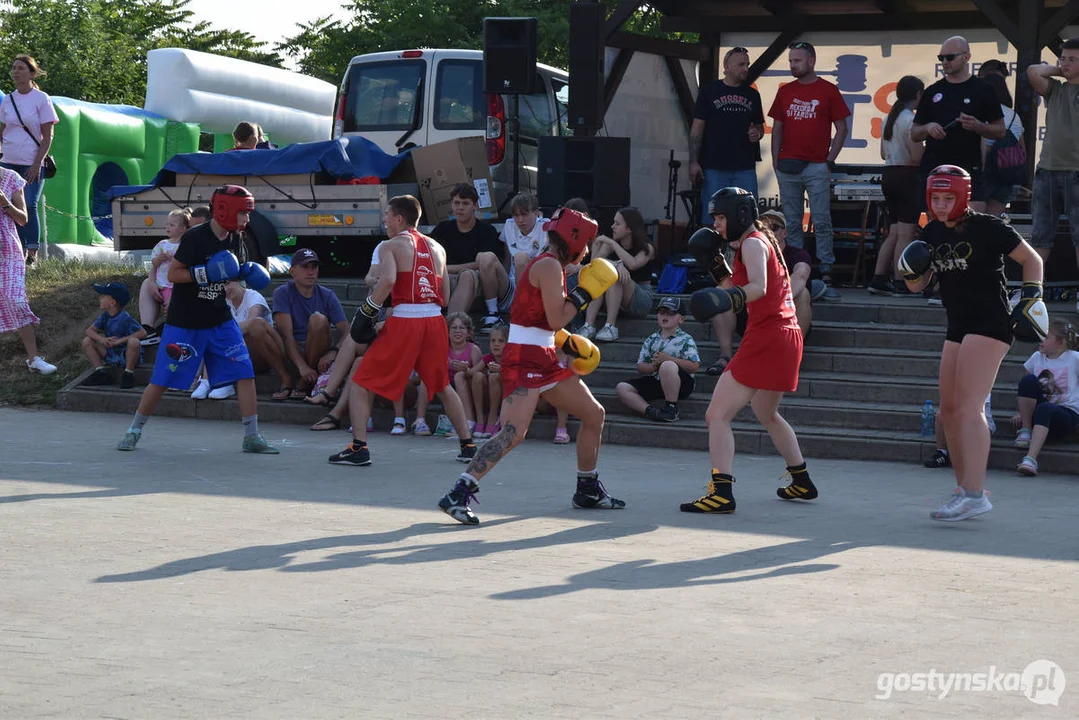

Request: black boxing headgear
left=212, top=185, right=255, bottom=232
left=543, top=207, right=598, bottom=264
left=708, top=187, right=759, bottom=241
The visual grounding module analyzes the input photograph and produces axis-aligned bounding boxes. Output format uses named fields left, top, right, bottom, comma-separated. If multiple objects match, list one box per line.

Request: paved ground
left=1, top=408, right=1077, bottom=719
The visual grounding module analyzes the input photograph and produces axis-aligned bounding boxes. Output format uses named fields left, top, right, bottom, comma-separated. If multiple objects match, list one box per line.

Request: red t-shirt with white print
left=768, top=78, right=850, bottom=163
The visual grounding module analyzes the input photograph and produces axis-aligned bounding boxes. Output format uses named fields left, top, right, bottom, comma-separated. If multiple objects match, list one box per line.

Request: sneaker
left=412, top=418, right=432, bottom=436
left=578, top=323, right=597, bottom=340
left=931, top=492, right=993, bottom=522
left=891, top=283, right=913, bottom=296
left=26, top=356, right=57, bottom=375
left=820, top=287, right=842, bottom=302
left=923, top=449, right=952, bottom=468
left=190, top=378, right=210, bottom=400
left=82, top=367, right=113, bottom=386
left=809, top=279, right=828, bottom=301
left=473, top=424, right=490, bottom=440
left=572, top=476, right=625, bottom=510
left=120, top=370, right=135, bottom=390
left=438, top=478, right=480, bottom=525
left=243, top=433, right=280, bottom=454
left=481, top=315, right=501, bottom=333
left=595, top=324, right=619, bottom=342
left=209, top=384, right=236, bottom=400
left=927, top=297, right=943, bottom=307
left=117, top=429, right=141, bottom=451
left=140, top=328, right=161, bottom=346
left=659, top=403, right=679, bottom=422
left=867, top=277, right=894, bottom=296
left=390, top=419, right=407, bottom=436
left=433, top=414, right=454, bottom=437
left=1014, top=428, right=1031, bottom=449
left=1017, top=455, right=1039, bottom=476
left=553, top=427, right=570, bottom=444
left=328, top=441, right=370, bottom=466
left=487, top=423, right=501, bottom=436
left=456, top=440, right=476, bottom=463
left=680, top=479, right=735, bottom=513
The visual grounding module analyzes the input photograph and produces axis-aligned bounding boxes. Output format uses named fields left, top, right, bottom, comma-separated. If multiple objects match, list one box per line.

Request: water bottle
left=920, top=400, right=935, bottom=437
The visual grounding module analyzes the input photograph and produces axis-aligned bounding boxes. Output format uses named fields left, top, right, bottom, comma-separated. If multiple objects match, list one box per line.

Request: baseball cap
left=291, top=248, right=320, bottom=267
left=760, top=209, right=786, bottom=228
left=656, top=296, right=683, bottom=314
left=93, top=281, right=131, bottom=307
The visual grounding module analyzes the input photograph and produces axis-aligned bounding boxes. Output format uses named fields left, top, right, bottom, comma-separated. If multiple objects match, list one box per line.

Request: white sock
left=484, top=298, right=498, bottom=314
left=394, top=416, right=406, bottom=426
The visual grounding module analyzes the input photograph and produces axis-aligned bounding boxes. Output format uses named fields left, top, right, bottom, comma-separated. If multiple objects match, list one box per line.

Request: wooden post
left=1015, top=0, right=1045, bottom=188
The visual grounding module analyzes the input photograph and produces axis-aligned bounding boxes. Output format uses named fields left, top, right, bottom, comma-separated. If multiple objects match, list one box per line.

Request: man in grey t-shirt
left=1027, top=37, right=1079, bottom=293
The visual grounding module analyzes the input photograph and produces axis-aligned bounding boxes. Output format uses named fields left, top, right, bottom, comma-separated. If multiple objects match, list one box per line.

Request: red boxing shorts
left=353, top=310, right=450, bottom=401
left=499, top=342, right=574, bottom=399
left=726, top=323, right=802, bottom=393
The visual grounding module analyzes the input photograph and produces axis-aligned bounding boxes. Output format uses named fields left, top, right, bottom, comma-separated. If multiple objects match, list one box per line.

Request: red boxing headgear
left=925, top=165, right=971, bottom=222
left=212, top=185, right=255, bottom=232
left=543, top=207, right=598, bottom=264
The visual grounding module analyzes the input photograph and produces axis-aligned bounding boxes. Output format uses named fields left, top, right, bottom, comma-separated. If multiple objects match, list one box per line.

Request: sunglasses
left=938, top=52, right=966, bottom=62
left=766, top=223, right=784, bottom=232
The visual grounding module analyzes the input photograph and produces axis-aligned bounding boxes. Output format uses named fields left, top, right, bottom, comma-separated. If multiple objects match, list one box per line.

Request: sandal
left=304, top=388, right=335, bottom=407
left=705, top=356, right=730, bottom=376
left=310, top=414, right=342, bottom=431
left=290, top=387, right=308, bottom=401
left=272, top=387, right=293, bottom=401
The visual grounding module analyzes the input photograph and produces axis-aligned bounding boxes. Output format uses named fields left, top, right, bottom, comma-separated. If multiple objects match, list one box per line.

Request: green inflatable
left=45, top=97, right=199, bottom=246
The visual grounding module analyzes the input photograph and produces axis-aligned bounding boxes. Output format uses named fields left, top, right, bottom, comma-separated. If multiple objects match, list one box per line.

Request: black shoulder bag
left=8, top=94, right=57, bottom=179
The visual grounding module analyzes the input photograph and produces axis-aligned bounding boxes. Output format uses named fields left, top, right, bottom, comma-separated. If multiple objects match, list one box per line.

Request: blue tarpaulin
left=107, top=136, right=409, bottom=200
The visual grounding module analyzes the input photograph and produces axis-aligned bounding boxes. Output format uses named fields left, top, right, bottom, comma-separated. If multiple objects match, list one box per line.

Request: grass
left=0, top=258, right=147, bottom=407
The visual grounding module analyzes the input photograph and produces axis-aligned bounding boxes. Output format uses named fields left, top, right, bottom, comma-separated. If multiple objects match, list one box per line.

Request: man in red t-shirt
left=768, top=41, right=850, bottom=295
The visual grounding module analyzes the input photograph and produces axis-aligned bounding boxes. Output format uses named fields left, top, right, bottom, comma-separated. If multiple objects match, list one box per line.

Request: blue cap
left=93, top=282, right=131, bottom=307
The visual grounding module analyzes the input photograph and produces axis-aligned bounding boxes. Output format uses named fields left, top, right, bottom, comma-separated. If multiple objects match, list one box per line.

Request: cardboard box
left=410, top=136, right=496, bottom=223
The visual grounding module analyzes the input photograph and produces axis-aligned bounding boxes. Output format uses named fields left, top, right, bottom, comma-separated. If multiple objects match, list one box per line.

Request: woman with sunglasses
left=899, top=165, right=1045, bottom=522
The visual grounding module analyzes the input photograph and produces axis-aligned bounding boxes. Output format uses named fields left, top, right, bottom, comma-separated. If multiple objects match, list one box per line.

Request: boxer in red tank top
left=437, top=207, right=626, bottom=525
left=680, top=188, right=816, bottom=515
left=328, top=195, right=475, bottom=467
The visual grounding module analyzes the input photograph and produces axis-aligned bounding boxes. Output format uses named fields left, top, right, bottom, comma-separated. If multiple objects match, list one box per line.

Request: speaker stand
left=499, top=94, right=523, bottom=215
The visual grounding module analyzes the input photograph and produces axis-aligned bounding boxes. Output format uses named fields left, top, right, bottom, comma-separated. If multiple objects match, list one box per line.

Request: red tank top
left=390, top=229, right=443, bottom=306
left=730, top=231, right=799, bottom=332
left=510, top=252, right=563, bottom=331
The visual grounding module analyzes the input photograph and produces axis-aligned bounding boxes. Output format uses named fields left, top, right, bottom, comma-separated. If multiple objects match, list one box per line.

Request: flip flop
left=271, top=387, right=293, bottom=401
left=290, top=387, right=308, bottom=401
left=310, top=414, right=342, bottom=431
left=304, top=389, right=334, bottom=407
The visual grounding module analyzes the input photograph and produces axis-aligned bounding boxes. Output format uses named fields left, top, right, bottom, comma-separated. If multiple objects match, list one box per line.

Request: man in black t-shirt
left=912, top=36, right=1006, bottom=211
left=116, top=185, right=278, bottom=455
left=431, top=183, right=511, bottom=332
left=689, top=47, right=765, bottom=225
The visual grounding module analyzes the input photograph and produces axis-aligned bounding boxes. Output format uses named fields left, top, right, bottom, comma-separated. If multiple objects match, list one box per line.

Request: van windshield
left=343, top=59, right=425, bottom=132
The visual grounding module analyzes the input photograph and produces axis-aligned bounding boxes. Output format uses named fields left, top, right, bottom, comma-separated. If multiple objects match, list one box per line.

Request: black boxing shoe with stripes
left=680, top=472, right=736, bottom=513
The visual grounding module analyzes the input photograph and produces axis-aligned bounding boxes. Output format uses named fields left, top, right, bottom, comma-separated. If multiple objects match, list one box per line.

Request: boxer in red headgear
left=437, top=206, right=624, bottom=525
left=115, top=183, right=276, bottom=455
left=899, top=164, right=1045, bottom=522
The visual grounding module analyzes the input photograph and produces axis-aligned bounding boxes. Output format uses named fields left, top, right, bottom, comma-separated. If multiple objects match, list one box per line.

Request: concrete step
left=57, top=383, right=1078, bottom=476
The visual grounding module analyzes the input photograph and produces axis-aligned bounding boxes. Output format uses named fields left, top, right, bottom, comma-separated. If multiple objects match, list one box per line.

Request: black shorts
left=919, top=167, right=986, bottom=211
left=945, top=322, right=1013, bottom=345
left=624, top=369, right=695, bottom=401
left=882, top=166, right=919, bottom=224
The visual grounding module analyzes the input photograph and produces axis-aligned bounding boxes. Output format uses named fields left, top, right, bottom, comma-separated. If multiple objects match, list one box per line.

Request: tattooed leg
left=465, top=386, right=540, bottom=480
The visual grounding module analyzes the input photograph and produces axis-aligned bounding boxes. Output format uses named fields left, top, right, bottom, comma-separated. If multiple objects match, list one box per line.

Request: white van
left=332, top=49, right=570, bottom=215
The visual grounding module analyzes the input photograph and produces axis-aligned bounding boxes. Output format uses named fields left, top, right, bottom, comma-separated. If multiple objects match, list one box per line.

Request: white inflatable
left=144, top=48, right=336, bottom=145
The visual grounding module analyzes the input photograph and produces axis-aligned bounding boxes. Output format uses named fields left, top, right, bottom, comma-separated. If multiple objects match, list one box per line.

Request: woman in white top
left=871, top=75, right=924, bottom=296
left=0, top=55, right=58, bottom=265
left=981, top=72, right=1025, bottom=218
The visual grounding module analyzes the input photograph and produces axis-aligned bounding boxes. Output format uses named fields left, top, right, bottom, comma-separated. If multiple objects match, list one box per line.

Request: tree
left=0, top=0, right=282, bottom=105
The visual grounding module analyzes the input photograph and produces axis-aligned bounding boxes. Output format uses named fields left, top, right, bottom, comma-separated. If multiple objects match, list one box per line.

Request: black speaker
left=483, top=17, right=538, bottom=94
left=537, top=136, right=631, bottom=208
left=568, top=2, right=604, bottom=130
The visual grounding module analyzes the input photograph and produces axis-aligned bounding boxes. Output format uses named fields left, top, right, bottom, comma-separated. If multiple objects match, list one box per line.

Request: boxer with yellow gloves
left=438, top=207, right=626, bottom=525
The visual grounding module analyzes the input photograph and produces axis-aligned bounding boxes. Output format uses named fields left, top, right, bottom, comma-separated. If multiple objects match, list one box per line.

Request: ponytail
left=883, top=75, right=924, bottom=142
left=752, top=219, right=790, bottom=279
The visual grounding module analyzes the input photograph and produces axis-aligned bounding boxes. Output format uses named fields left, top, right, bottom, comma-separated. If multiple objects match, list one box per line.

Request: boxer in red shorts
left=681, top=187, right=816, bottom=514
left=437, top=207, right=624, bottom=525
left=328, top=195, right=475, bottom=467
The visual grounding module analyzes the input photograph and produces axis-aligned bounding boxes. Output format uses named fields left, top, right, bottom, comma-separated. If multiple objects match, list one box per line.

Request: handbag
left=985, top=112, right=1027, bottom=187
left=8, top=93, right=57, bottom=179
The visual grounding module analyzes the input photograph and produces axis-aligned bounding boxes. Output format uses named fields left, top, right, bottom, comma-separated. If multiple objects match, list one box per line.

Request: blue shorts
left=150, top=322, right=254, bottom=390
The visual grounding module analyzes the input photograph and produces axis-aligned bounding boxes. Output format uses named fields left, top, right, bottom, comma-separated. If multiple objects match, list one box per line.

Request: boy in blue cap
left=82, top=282, right=146, bottom=388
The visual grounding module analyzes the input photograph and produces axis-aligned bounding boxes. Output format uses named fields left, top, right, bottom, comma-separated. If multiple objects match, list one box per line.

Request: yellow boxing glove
left=555, top=328, right=601, bottom=376
left=568, top=258, right=618, bottom=311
